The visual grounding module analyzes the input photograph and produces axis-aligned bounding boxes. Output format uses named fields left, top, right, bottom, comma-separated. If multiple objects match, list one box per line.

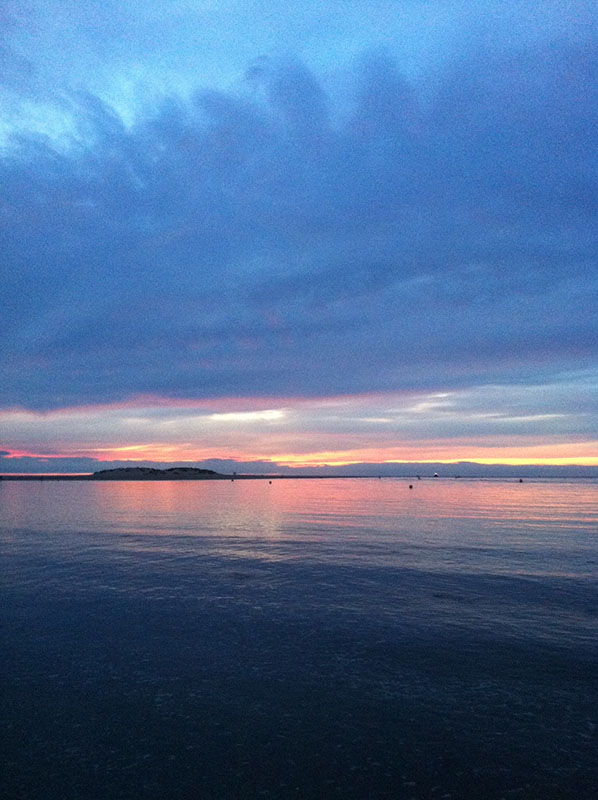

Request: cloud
left=1, top=377, right=596, bottom=470
left=1, top=5, right=597, bottom=418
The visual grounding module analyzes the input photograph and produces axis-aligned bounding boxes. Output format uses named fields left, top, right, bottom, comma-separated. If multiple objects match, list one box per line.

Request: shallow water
left=1, top=477, right=597, bottom=799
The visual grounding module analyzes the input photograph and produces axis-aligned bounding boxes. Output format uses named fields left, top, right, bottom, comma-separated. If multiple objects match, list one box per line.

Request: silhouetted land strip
left=2, top=468, right=358, bottom=481
left=1, top=469, right=438, bottom=481
left=2, top=467, right=596, bottom=481
left=2, top=468, right=225, bottom=481
left=92, top=467, right=227, bottom=480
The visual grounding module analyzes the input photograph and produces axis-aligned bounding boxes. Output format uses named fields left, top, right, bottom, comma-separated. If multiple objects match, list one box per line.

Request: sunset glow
left=2, top=389, right=596, bottom=473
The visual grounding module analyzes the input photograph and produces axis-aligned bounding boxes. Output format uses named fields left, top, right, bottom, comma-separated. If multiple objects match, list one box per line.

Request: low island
left=91, top=467, right=225, bottom=480
left=1, top=467, right=229, bottom=481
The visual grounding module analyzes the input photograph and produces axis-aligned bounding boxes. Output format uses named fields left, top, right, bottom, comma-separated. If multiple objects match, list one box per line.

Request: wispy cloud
left=1, top=379, right=596, bottom=468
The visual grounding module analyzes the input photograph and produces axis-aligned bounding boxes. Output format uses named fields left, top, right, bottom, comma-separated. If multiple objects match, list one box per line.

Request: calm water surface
left=1, top=478, right=597, bottom=799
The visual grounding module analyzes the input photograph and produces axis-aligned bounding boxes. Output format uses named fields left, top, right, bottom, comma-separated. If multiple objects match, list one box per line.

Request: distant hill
left=92, top=467, right=224, bottom=480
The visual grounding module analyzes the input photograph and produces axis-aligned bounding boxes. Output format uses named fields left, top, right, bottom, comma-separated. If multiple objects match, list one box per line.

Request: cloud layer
left=2, top=379, right=597, bottom=471
left=1, top=2, right=597, bottom=468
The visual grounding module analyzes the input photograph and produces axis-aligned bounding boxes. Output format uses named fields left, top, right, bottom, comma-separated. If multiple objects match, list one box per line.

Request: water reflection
left=2, top=477, right=597, bottom=800
left=2, top=476, right=596, bottom=525
left=1, top=477, right=596, bottom=574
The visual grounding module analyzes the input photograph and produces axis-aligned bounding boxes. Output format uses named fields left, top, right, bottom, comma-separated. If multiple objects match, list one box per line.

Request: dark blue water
left=1, top=478, right=597, bottom=799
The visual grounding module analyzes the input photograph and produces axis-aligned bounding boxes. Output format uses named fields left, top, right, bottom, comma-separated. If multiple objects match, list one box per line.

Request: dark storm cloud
left=1, top=37, right=597, bottom=410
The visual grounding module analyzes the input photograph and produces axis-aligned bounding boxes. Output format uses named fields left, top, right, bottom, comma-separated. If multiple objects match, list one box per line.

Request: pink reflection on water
left=1, top=477, right=596, bottom=528
left=1, top=478, right=596, bottom=573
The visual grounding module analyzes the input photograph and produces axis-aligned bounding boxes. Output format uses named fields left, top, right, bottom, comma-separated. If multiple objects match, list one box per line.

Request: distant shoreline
left=1, top=467, right=596, bottom=482
left=0, top=467, right=355, bottom=481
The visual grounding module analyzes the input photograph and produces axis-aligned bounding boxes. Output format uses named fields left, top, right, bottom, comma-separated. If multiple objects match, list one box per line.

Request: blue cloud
left=1, top=7, right=597, bottom=413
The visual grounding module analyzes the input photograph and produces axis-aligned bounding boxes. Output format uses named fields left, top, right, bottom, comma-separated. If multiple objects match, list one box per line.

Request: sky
left=1, top=0, right=597, bottom=474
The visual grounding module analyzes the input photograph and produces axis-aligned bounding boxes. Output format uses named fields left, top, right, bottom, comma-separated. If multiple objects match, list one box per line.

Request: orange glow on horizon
left=4, top=441, right=598, bottom=469
left=2, top=392, right=596, bottom=470
left=268, top=450, right=598, bottom=468
left=80, top=442, right=598, bottom=468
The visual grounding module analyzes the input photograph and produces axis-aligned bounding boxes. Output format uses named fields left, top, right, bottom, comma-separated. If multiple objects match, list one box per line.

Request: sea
left=1, top=477, right=596, bottom=799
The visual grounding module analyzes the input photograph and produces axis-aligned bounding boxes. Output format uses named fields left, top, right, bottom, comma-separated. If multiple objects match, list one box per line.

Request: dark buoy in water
left=409, top=484, right=413, bottom=489
left=269, top=480, right=272, bottom=484
left=433, top=472, right=439, bottom=478
left=519, top=478, right=523, bottom=483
